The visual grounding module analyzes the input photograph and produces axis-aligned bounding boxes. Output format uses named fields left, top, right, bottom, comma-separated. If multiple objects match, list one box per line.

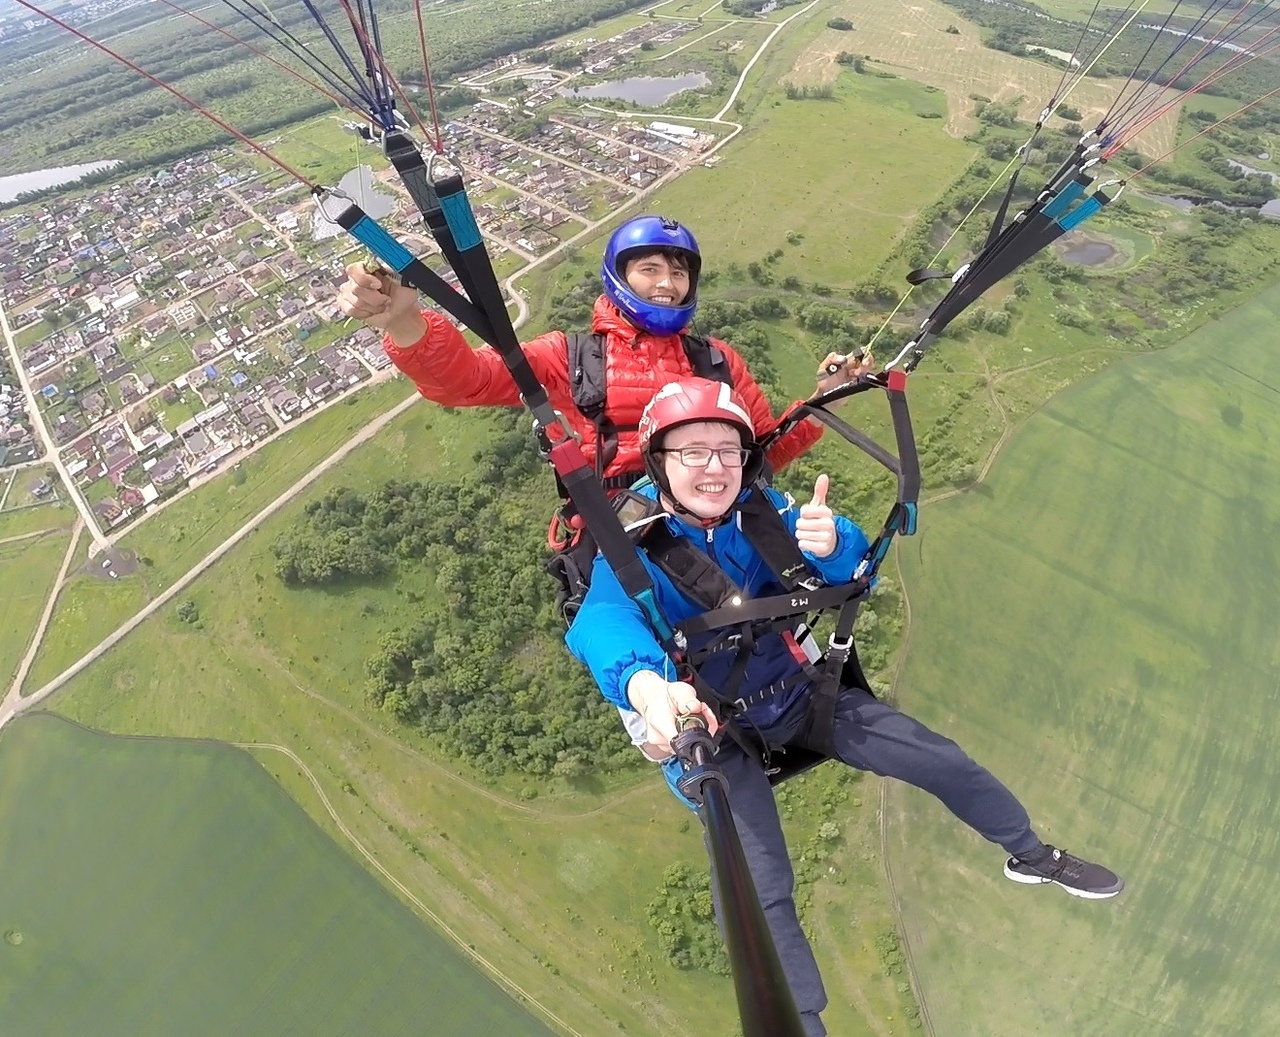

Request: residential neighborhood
left=0, top=18, right=721, bottom=535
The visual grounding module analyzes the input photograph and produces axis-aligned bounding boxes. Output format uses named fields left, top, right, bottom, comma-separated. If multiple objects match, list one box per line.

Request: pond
left=311, top=165, right=396, bottom=241
left=562, top=72, right=711, bottom=106
left=1059, top=237, right=1117, bottom=266
left=0, top=160, right=120, bottom=203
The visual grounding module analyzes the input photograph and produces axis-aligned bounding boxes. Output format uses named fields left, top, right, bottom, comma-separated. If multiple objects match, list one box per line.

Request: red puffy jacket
left=383, top=294, right=823, bottom=480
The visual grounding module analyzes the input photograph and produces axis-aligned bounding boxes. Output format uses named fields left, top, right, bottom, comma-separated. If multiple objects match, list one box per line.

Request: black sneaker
left=1004, top=846, right=1124, bottom=899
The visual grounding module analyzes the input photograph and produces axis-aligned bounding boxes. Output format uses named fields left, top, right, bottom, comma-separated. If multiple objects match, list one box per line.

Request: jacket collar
left=590, top=295, right=688, bottom=343
left=634, top=481, right=750, bottom=538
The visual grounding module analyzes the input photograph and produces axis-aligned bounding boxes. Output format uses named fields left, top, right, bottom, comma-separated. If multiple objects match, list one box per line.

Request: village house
left=147, top=453, right=187, bottom=486
left=95, top=498, right=124, bottom=524
left=306, top=373, right=334, bottom=399
left=239, top=402, right=274, bottom=438
left=265, top=383, right=303, bottom=420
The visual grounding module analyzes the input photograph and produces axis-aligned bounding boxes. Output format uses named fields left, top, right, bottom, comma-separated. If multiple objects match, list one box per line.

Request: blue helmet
left=601, top=216, right=701, bottom=335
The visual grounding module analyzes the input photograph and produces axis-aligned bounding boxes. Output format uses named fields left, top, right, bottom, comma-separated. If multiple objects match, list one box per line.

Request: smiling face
left=660, top=420, right=746, bottom=521
left=623, top=250, right=691, bottom=307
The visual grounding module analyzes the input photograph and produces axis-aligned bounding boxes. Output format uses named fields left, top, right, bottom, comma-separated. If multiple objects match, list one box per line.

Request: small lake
left=562, top=73, right=711, bottom=106
left=0, top=160, right=120, bottom=203
left=312, top=165, right=396, bottom=241
left=1059, top=238, right=1117, bottom=266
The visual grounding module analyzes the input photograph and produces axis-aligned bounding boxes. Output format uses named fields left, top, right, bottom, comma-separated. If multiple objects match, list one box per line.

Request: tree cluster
left=273, top=414, right=634, bottom=777
left=784, top=82, right=835, bottom=101
left=546, top=271, right=600, bottom=329
left=646, top=861, right=729, bottom=973
left=437, top=87, right=481, bottom=112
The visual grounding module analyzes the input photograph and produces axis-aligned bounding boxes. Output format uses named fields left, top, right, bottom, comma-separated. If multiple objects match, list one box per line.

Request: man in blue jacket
left=566, top=377, right=1123, bottom=1037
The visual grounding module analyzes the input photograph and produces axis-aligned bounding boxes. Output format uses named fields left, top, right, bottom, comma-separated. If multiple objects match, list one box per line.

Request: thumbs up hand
left=795, top=474, right=838, bottom=558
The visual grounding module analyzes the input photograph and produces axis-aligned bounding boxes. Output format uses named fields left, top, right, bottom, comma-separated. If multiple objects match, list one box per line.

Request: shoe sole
left=1003, top=861, right=1124, bottom=900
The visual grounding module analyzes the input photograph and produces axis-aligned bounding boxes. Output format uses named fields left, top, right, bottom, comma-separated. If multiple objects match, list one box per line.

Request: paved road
left=0, top=297, right=109, bottom=549
left=0, top=391, right=421, bottom=729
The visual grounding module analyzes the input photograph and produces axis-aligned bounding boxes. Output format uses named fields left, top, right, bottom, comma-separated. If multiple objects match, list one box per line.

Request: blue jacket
left=565, top=484, right=871, bottom=727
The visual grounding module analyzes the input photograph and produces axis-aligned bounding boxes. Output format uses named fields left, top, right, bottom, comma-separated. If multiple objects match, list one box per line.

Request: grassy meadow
left=803, top=0, right=1179, bottom=152
left=657, top=72, right=975, bottom=288
left=517, top=68, right=978, bottom=336
left=0, top=500, right=74, bottom=540
left=40, top=388, right=918, bottom=1037
left=0, top=528, right=72, bottom=691
left=0, top=712, right=558, bottom=1037
left=8, top=1, right=1280, bottom=1035
left=20, top=378, right=413, bottom=693
left=886, top=280, right=1280, bottom=1034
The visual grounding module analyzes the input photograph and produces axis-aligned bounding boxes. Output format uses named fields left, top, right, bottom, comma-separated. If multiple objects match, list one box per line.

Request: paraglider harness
left=315, top=144, right=920, bottom=782
left=544, top=330, right=733, bottom=623
left=609, top=372, right=919, bottom=784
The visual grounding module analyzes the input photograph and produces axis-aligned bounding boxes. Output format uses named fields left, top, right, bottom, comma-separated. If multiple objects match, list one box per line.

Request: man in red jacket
left=336, top=215, right=866, bottom=485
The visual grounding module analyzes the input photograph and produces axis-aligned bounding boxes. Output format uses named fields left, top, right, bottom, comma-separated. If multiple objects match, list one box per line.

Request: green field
left=0, top=501, right=74, bottom=540
left=0, top=713, right=557, bottom=1037
left=887, top=280, right=1280, bottom=1034
left=10, top=1, right=1280, bottom=1034
left=36, top=386, right=918, bottom=1037
left=20, top=378, right=414, bottom=693
left=0, top=529, right=71, bottom=690
left=654, top=72, right=975, bottom=288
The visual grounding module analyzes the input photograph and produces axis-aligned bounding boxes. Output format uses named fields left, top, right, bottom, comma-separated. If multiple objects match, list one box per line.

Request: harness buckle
left=530, top=408, right=579, bottom=458
left=828, top=632, right=855, bottom=653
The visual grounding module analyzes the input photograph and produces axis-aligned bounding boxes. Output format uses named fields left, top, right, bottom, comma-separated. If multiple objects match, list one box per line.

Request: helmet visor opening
left=616, top=246, right=701, bottom=305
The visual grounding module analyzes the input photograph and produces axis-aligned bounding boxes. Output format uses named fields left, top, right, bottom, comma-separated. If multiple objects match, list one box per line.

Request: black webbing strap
left=382, top=131, right=492, bottom=317
left=803, top=596, right=862, bottom=757
left=679, top=582, right=866, bottom=637
left=329, top=198, right=498, bottom=344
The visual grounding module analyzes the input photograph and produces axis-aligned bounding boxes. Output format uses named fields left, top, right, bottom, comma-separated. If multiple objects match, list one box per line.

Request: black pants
left=708, top=686, right=1040, bottom=1037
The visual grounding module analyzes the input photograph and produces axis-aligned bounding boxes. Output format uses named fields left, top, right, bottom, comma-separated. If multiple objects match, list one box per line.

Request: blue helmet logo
left=601, top=216, right=701, bottom=336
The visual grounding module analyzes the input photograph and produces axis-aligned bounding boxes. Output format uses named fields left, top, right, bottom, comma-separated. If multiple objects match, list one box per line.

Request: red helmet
left=639, top=378, right=763, bottom=495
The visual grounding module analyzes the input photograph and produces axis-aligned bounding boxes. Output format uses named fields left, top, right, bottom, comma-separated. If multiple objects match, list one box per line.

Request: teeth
left=697, top=484, right=725, bottom=493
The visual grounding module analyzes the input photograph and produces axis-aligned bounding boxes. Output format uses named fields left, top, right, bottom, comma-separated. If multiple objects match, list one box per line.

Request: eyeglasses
left=657, top=447, right=752, bottom=468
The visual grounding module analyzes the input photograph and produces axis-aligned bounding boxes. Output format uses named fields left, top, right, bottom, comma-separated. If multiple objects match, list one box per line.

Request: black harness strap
left=643, top=522, right=743, bottom=613
left=369, top=150, right=924, bottom=781
left=679, top=582, right=865, bottom=637
left=566, top=330, right=732, bottom=479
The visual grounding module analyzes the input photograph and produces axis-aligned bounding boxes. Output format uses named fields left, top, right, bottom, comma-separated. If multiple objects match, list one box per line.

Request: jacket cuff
left=381, top=310, right=436, bottom=357
left=614, top=660, right=662, bottom=710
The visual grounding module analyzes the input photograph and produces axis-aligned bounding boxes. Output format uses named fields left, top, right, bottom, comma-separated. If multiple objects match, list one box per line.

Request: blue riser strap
left=1059, top=196, right=1103, bottom=231
left=438, top=188, right=483, bottom=251
left=346, top=215, right=414, bottom=273
left=1042, top=180, right=1086, bottom=220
